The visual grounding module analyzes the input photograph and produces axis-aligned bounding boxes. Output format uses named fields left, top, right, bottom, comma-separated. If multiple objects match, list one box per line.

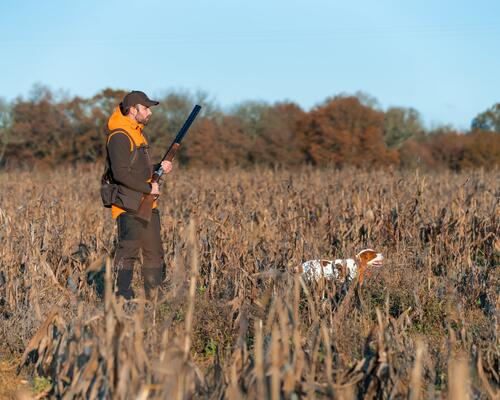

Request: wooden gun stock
left=135, top=193, right=156, bottom=223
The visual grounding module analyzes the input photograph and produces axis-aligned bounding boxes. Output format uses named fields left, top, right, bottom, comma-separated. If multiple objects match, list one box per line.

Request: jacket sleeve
left=107, top=133, right=152, bottom=194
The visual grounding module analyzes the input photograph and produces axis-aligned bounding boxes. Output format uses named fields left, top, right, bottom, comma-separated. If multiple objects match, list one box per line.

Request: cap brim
left=144, top=100, right=159, bottom=107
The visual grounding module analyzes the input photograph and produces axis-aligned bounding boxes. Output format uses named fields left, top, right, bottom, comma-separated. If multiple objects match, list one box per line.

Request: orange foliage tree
left=65, top=88, right=127, bottom=162
left=9, top=86, right=73, bottom=166
left=183, top=116, right=255, bottom=168
left=297, top=96, right=398, bottom=167
left=461, top=130, right=500, bottom=168
left=252, top=102, right=307, bottom=167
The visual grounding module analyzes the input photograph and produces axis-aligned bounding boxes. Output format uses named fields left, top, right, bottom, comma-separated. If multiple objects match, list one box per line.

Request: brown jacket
left=106, top=107, right=155, bottom=218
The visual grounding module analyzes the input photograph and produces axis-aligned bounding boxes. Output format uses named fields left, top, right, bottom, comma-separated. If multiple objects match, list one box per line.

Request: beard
left=137, top=114, right=151, bottom=125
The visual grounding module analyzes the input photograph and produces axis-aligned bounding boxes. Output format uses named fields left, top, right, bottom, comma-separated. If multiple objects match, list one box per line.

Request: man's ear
left=128, top=105, right=138, bottom=119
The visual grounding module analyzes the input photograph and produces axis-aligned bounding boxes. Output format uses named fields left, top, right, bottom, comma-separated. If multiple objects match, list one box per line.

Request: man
left=106, top=90, right=172, bottom=300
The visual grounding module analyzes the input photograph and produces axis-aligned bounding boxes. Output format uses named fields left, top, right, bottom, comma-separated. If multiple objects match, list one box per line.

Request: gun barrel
left=156, top=104, right=201, bottom=178
left=160, top=105, right=201, bottom=162
left=172, top=104, right=202, bottom=146
left=136, top=105, right=201, bottom=222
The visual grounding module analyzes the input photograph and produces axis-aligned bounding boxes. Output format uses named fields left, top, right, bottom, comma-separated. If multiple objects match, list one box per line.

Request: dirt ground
left=0, top=350, right=31, bottom=400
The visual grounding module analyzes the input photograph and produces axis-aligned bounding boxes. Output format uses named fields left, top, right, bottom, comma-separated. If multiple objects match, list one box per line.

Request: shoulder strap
left=104, top=129, right=138, bottom=176
left=107, top=129, right=137, bottom=151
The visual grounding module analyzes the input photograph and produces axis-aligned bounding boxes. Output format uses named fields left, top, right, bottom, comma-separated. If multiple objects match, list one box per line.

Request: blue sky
left=1, top=0, right=499, bottom=130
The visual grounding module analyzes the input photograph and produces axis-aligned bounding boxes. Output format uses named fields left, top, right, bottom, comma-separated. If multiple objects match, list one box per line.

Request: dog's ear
left=365, top=250, right=377, bottom=263
left=357, top=249, right=377, bottom=264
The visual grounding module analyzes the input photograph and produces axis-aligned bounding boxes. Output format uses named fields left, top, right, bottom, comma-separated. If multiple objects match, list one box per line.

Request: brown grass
left=0, top=166, right=498, bottom=399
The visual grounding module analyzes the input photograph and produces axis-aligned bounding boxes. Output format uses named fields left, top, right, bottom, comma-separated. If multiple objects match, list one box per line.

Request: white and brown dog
left=300, top=249, right=383, bottom=285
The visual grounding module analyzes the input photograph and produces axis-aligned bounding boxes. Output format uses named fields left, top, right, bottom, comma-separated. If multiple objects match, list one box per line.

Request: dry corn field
left=0, top=166, right=498, bottom=399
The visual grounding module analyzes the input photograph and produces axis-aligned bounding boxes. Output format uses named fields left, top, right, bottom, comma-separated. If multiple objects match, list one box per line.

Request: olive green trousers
left=113, top=209, right=164, bottom=299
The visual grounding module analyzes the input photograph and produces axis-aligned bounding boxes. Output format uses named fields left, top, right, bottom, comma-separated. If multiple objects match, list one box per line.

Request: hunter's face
left=134, top=104, right=152, bottom=125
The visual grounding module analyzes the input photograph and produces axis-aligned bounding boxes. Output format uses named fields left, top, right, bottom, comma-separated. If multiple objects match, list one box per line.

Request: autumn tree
left=333, top=91, right=381, bottom=109
left=471, top=103, right=500, bottom=132
left=384, top=107, right=424, bottom=149
left=146, top=90, right=221, bottom=160
left=418, top=131, right=468, bottom=171
left=66, top=88, right=127, bottom=162
left=0, top=98, right=12, bottom=165
left=254, top=102, right=306, bottom=166
left=461, top=130, right=500, bottom=168
left=230, top=100, right=270, bottom=137
left=230, top=101, right=306, bottom=166
left=183, top=116, right=254, bottom=168
left=397, top=136, right=435, bottom=170
left=297, top=96, right=398, bottom=167
left=8, top=85, right=74, bottom=166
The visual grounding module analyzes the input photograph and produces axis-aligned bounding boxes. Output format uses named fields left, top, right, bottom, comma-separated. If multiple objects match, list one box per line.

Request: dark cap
left=120, top=90, right=159, bottom=113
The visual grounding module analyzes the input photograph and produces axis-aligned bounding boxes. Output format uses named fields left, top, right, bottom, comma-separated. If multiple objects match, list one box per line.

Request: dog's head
left=356, top=249, right=383, bottom=284
left=356, top=249, right=383, bottom=267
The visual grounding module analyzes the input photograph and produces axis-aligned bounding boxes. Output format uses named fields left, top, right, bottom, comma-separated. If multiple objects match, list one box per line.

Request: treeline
left=0, top=85, right=498, bottom=170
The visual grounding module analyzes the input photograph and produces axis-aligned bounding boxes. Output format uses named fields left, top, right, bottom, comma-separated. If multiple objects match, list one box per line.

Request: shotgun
left=136, top=104, right=201, bottom=222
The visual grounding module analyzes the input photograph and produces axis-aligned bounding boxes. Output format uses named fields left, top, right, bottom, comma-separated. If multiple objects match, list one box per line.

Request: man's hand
left=161, top=160, right=173, bottom=174
left=150, top=182, right=160, bottom=195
